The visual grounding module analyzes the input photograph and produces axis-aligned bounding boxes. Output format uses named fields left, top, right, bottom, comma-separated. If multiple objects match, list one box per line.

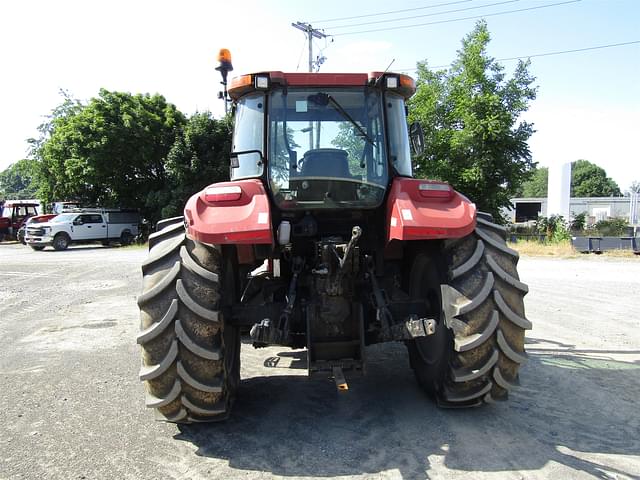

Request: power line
left=327, top=0, right=521, bottom=30
left=295, top=38, right=307, bottom=72
left=399, top=40, right=640, bottom=71
left=331, top=0, right=581, bottom=37
left=311, top=0, right=473, bottom=24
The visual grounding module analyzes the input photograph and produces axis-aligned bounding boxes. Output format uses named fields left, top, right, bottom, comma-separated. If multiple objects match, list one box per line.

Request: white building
left=505, top=196, right=637, bottom=225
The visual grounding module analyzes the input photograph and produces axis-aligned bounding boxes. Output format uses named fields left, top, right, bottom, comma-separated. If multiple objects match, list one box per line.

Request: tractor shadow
left=175, top=340, right=640, bottom=479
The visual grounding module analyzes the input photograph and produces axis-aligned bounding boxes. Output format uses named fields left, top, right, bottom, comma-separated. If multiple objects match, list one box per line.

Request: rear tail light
left=204, top=185, right=242, bottom=203
left=418, top=182, right=452, bottom=198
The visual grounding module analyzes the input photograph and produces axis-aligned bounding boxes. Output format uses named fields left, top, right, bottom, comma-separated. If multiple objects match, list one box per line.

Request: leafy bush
left=570, top=212, right=586, bottom=232
left=535, top=215, right=570, bottom=243
left=593, top=218, right=628, bottom=236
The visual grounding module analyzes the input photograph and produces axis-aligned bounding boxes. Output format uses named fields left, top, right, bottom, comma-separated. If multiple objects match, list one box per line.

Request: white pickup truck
left=25, top=210, right=140, bottom=251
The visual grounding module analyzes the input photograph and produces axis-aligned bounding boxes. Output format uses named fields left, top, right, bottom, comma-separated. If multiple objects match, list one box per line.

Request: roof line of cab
left=228, top=71, right=416, bottom=101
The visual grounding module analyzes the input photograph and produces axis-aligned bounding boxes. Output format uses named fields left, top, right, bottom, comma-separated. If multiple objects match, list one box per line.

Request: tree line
left=519, top=160, right=626, bottom=198
left=1, top=90, right=231, bottom=224
left=0, top=21, right=631, bottom=224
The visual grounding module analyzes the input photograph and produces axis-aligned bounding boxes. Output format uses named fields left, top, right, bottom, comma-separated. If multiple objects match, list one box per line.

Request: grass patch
left=122, top=242, right=147, bottom=250
left=511, top=240, right=578, bottom=257
left=511, top=240, right=639, bottom=258
left=599, top=249, right=639, bottom=258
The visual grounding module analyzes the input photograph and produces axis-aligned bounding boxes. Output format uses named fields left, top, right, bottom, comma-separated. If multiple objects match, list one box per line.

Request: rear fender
left=184, top=179, right=274, bottom=245
left=386, top=178, right=476, bottom=242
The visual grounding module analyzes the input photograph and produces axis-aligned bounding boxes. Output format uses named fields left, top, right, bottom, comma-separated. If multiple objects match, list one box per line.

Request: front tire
left=408, top=213, right=530, bottom=406
left=137, top=217, right=240, bottom=423
left=53, top=233, right=70, bottom=251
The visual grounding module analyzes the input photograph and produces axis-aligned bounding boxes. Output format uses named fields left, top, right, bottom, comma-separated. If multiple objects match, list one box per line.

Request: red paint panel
left=184, top=179, right=274, bottom=245
left=267, top=71, right=380, bottom=87
left=386, top=178, right=476, bottom=242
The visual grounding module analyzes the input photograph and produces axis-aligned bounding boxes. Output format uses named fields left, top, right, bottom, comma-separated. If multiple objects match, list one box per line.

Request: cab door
left=77, top=214, right=106, bottom=239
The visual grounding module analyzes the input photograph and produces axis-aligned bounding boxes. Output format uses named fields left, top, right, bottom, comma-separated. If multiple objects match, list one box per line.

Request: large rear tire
left=408, top=213, right=530, bottom=406
left=137, top=217, right=240, bottom=422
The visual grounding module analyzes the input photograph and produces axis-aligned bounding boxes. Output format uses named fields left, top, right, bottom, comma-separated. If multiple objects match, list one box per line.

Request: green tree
left=409, top=20, right=537, bottom=221
left=160, top=112, right=232, bottom=218
left=34, top=89, right=186, bottom=221
left=571, top=159, right=621, bottom=197
left=0, top=159, right=39, bottom=200
left=520, top=166, right=548, bottom=197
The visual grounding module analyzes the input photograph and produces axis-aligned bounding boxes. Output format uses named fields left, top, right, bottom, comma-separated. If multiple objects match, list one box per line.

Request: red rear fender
left=184, top=179, right=274, bottom=245
left=386, top=178, right=476, bottom=242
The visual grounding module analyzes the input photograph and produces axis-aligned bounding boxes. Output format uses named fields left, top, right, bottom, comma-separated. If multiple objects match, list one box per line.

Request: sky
left=1, top=0, right=638, bottom=191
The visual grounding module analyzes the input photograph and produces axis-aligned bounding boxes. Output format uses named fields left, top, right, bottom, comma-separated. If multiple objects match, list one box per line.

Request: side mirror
left=229, top=150, right=264, bottom=169
left=73, top=218, right=83, bottom=226
left=409, top=122, right=425, bottom=155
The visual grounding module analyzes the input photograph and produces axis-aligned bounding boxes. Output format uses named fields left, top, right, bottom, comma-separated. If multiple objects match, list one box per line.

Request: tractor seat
left=301, top=149, right=350, bottom=178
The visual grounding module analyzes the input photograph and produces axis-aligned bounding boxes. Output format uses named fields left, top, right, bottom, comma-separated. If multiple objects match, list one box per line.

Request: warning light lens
left=205, top=185, right=242, bottom=203
left=217, top=48, right=232, bottom=63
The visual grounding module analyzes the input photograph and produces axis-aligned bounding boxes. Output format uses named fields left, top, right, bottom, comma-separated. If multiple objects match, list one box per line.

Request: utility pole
left=292, top=22, right=327, bottom=148
left=291, top=21, right=327, bottom=73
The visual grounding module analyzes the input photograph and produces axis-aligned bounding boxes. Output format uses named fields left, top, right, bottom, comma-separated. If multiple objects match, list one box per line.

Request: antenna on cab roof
left=375, top=59, right=396, bottom=86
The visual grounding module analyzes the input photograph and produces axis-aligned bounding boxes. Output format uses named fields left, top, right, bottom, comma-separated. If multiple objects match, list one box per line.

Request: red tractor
left=0, top=200, right=39, bottom=241
left=137, top=68, right=530, bottom=423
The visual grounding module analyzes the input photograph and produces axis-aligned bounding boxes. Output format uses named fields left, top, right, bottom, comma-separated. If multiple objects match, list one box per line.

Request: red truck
left=0, top=200, right=40, bottom=241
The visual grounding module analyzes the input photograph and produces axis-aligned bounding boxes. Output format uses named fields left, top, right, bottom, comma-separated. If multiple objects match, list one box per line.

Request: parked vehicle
left=25, top=209, right=140, bottom=251
left=17, top=214, right=58, bottom=244
left=52, top=201, right=82, bottom=214
left=0, top=200, right=40, bottom=240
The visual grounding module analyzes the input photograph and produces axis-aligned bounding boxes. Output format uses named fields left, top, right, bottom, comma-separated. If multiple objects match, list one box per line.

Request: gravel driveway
left=1, top=242, right=638, bottom=479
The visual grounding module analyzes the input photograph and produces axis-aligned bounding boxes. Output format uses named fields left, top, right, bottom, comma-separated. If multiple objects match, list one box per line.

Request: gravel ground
left=0, top=242, right=639, bottom=480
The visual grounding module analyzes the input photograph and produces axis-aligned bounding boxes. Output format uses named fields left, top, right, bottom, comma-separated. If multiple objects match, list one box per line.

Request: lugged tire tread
left=139, top=340, right=178, bottom=381
left=457, top=272, right=494, bottom=316
left=149, top=222, right=186, bottom=250
left=444, top=381, right=492, bottom=403
left=145, top=379, right=181, bottom=408
left=476, top=216, right=507, bottom=234
left=158, top=408, right=188, bottom=423
left=475, top=227, right=519, bottom=258
left=454, top=310, right=499, bottom=352
left=180, top=246, right=219, bottom=283
left=494, top=290, right=532, bottom=330
left=181, top=395, right=227, bottom=416
left=177, top=361, right=223, bottom=393
left=493, top=367, right=518, bottom=391
left=155, top=216, right=184, bottom=234
left=138, top=219, right=238, bottom=423
left=176, top=279, right=220, bottom=322
left=137, top=261, right=180, bottom=306
left=486, top=255, right=528, bottom=293
left=410, top=212, right=529, bottom=407
left=497, top=329, right=528, bottom=364
left=451, top=349, right=499, bottom=382
left=175, top=320, right=221, bottom=360
left=136, top=299, right=178, bottom=345
left=451, top=241, right=484, bottom=280
left=142, top=235, right=184, bottom=271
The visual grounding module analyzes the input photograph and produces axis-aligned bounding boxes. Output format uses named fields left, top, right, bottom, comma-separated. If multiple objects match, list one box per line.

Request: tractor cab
left=228, top=72, right=416, bottom=210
